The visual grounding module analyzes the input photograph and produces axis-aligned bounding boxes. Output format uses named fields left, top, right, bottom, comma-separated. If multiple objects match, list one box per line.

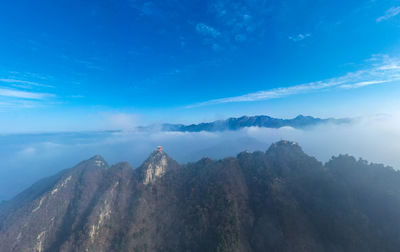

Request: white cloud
left=210, top=0, right=267, bottom=41
left=194, top=1, right=272, bottom=50
left=0, top=77, right=56, bottom=109
left=187, top=55, right=400, bottom=108
left=101, top=113, right=140, bottom=131
left=0, top=78, right=54, bottom=88
left=196, top=23, right=221, bottom=38
left=339, top=80, right=389, bottom=89
left=18, top=147, right=36, bottom=156
left=0, top=88, right=55, bottom=100
left=289, top=33, right=311, bottom=42
left=377, top=6, right=400, bottom=22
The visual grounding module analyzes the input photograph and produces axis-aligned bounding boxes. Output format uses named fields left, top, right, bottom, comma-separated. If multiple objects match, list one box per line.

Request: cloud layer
left=1, top=114, right=400, bottom=201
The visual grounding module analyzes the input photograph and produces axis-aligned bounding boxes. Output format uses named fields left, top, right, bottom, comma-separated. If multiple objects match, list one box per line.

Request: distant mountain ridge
left=160, top=115, right=351, bottom=132
left=1, top=141, right=400, bottom=252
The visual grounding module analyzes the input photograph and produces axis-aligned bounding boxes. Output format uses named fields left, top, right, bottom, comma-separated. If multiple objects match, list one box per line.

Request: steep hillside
left=1, top=141, right=399, bottom=252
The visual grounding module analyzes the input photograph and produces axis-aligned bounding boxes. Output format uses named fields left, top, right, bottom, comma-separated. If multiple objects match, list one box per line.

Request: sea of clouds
left=1, top=114, right=399, bottom=201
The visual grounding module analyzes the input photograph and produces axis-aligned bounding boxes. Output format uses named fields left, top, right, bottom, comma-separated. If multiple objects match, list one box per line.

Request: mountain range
left=1, top=141, right=400, bottom=251
left=159, top=115, right=351, bottom=132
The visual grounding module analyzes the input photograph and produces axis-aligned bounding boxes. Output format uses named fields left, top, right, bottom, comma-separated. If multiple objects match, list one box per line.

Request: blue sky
left=1, top=0, right=400, bottom=132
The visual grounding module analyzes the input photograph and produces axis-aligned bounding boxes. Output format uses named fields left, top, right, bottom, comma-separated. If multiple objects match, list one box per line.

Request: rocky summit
left=1, top=141, right=400, bottom=252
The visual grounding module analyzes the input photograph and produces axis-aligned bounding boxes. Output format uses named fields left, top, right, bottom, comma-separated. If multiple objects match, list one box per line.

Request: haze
left=1, top=114, right=399, bottom=201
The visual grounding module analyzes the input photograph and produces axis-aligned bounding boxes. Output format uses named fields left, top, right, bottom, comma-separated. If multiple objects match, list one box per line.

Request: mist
left=1, top=114, right=399, bottom=202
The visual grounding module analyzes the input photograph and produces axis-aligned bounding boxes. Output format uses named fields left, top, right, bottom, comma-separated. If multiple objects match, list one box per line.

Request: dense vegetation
left=0, top=141, right=399, bottom=252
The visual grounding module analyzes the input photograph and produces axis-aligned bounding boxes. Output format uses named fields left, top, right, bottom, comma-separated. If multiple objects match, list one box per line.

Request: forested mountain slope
left=0, top=141, right=399, bottom=252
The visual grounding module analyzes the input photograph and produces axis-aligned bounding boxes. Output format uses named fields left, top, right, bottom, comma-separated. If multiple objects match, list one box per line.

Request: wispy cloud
left=193, top=0, right=273, bottom=51
left=339, top=80, right=389, bottom=89
left=0, top=74, right=57, bottom=110
left=0, top=78, right=54, bottom=88
left=289, top=33, right=311, bottom=42
left=187, top=55, right=400, bottom=108
left=195, top=23, right=222, bottom=51
left=0, top=88, right=55, bottom=100
left=129, top=1, right=170, bottom=18
left=0, top=99, right=43, bottom=110
left=210, top=0, right=269, bottom=40
left=377, top=6, right=400, bottom=22
left=196, top=23, right=221, bottom=38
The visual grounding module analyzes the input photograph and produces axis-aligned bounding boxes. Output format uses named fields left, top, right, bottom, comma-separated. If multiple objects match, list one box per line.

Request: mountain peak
left=275, top=140, right=299, bottom=146
left=86, top=155, right=108, bottom=168
left=139, top=148, right=179, bottom=185
left=89, top=155, right=105, bottom=160
left=267, top=140, right=304, bottom=155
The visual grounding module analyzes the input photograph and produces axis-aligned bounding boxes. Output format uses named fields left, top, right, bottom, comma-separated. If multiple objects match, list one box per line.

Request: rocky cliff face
left=1, top=141, right=400, bottom=252
left=138, top=150, right=179, bottom=185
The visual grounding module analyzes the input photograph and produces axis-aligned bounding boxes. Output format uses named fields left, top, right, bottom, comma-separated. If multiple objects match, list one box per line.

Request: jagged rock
left=137, top=149, right=180, bottom=185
